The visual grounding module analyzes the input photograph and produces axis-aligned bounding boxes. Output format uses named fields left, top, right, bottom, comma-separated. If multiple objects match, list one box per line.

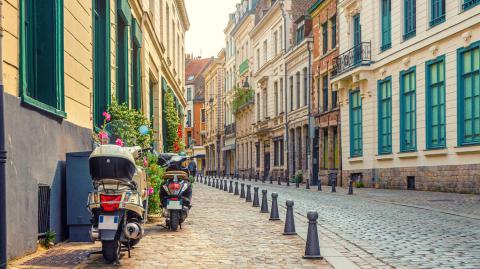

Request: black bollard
left=287, top=176, right=290, bottom=187
left=283, top=200, right=297, bottom=235
left=306, top=178, right=310, bottom=189
left=348, top=179, right=353, bottom=195
left=260, top=189, right=269, bottom=213
left=255, top=172, right=259, bottom=182
left=252, top=187, right=260, bottom=207
left=240, top=183, right=245, bottom=198
left=208, top=178, right=211, bottom=186
left=296, top=180, right=300, bottom=188
left=262, top=175, right=266, bottom=184
left=204, top=175, right=207, bottom=185
left=277, top=176, right=281, bottom=185
left=229, top=181, right=233, bottom=193
left=269, top=193, right=280, bottom=221
left=199, top=175, right=202, bottom=184
left=234, top=181, right=239, bottom=195
left=220, top=179, right=223, bottom=190
left=303, top=211, right=322, bottom=259
left=246, top=185, right=252, bottom=202
left=331, top=179, right=336, bottom=192
left=318, top=176, right=322, bottom=191
left=269, top=175, right=273, bottom=184
left=224, top=180, right=228, bottom=191
left=216, top=178, right=219, bottom=189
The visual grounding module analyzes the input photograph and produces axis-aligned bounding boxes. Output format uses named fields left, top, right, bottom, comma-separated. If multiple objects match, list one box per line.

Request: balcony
left=225, top=123, right=236, bottom=136
left=331, top=42, right=371, bottom=78
left=239, top=59, right=249, bottom=76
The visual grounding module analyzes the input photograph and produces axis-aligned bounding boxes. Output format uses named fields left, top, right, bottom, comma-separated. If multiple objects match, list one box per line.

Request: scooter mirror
left=139, top=125, right=149, bottom=136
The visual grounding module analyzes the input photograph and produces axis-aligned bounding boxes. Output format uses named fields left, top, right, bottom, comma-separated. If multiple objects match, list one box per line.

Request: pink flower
left=115, top=138, right=124, bottom=147
left=143, top=156, right=148, bottom=167
left=102, top=111, right=111, bottom=122
left=98, top=132, right=108, bottom=140
left=147, top=187, right=154, bottom=196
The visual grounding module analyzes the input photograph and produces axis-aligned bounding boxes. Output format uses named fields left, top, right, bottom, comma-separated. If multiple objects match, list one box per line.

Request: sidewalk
left=10, top=183, right=332, bottom=269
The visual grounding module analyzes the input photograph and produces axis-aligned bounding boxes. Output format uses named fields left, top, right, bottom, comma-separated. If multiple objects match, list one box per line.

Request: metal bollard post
left=303, top=211, right=322, bottom=259
left=277, top=176, right=281, bottom=185
left=220, top=179, right=223, bottom=190
left=283, top=200, right=297, bottom=235
left=348, top=179, right=353, bottom=195
left=306, top=178, right=310, bottom=189
left=269, top=193, right=280, bottom=221
left=260, top=189, right=269, bottom=213
left=208, top=178, right=211, bottom=186
left=245, top=185, right=252, bottom=202
left=256, top=172, right=259, bottom=182
left=224, top=180, right=228, bottom=192
left=234, top=181, right=239, bottom=195
left=216, top=178, right=219, bottom=189
left=252, top=187, right=260, bottom=207
left=269, top=175, right=273, bottom=184
left=240, top=183, right=245, bottom=198
left=262, top=174, right=265, bottom=184
left=318, top=176, right=322, bottom=191
left=286, top=176, right=290, bottom=187
left=229, top=181, right=233, bottom=193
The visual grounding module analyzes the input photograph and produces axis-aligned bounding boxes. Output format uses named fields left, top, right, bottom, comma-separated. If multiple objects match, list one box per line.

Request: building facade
left=309, top=0, right=341, bottom=185
left=184, top=56, right=212, bottom=172
left=204, top=50, right=226, bottom=175
left=1, top=0, right=188, bottom=260
left=332, top=0, right=480, bottom=193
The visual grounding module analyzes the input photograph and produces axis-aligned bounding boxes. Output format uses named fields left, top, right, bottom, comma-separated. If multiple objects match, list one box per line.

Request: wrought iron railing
left=331, top=42, right=371, bottom=78
left=225, top=123, right=236, bottom=135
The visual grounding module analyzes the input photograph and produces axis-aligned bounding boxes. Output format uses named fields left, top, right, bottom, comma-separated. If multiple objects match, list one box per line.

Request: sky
left=185, top=0, right=239, bottom=58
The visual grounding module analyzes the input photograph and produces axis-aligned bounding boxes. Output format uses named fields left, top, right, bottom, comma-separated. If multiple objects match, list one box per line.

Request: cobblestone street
left=237, top=177, right=480, bottom=269
left=10, top=183, right=330, bottom=269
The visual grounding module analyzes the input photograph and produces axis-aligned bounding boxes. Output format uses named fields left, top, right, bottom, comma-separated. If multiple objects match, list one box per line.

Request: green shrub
left=41, top=230, right=56, bottom=249
left=355, top=181, right=365, bottom=188
left=145, top=153, right=165, bottom=214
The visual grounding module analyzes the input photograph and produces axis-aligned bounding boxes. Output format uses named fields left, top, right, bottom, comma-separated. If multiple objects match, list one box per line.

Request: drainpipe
left=306, top=37, right=313, bottom=187
left=280, top=1, right=289, bottom=180
left=0, top=0, right=8, bottom=267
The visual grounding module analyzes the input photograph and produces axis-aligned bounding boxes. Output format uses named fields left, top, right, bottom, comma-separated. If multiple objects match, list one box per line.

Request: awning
left=222, top=144, right=236, bottom=151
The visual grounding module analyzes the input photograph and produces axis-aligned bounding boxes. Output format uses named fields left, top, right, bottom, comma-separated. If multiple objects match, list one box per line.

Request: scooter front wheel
left=102, top=238, right=121, bottom=262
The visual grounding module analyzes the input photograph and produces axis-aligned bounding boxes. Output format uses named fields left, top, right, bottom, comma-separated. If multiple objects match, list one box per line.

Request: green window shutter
left=149, top=79, right=154, bottom=124
left=458, top=41, right=480, bottom=146
left=381, top=0, right=391, bottom=51
left=378, top=76, right=392, bottom=154
left=404, top=0, right=416, bottom=40
left=400, top=67, right=417, bottom=152
left=430, top=0, right=445, bottom=27
left=116, top=13, right=130, bottom=105
left=349, top=89, right=362, bottom=157
left=426, top=55, right=446, bottom=149
left=117, top=0, right=132, bottom=25
left=161, top=78, right=168, bottom=151
left=93, top=0, right=111, bottom=129
left=132, top=17, right=142, bottom=111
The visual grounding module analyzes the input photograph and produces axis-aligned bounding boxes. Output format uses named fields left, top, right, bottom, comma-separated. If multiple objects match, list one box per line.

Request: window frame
left=19, top=0, right=66, bottom=118
left=425, top=55, right=446, bottom=149
left=322, top=22, right=328, bottom=54
left=429, top=0, right=445, bottom=27
left=403, top=0, right=416, bottom=41
left=349, top=89, right=363, bottom=157
left=381, top=0, right=392, bottom=51
left=399, top=66, right=417, bottom=152
left=377, top=76, right=392, bottom=155
left=116, top=0, right=132, bottom=106
left=457, top=41, right=480, bottom=146
left=331, top=15, right=337, bottom=49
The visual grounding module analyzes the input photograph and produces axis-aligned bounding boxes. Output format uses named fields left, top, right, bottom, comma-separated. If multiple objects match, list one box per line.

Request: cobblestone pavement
left=10, top=183, right=331, bottom=269
left=226, top=177, right=480, bottom=269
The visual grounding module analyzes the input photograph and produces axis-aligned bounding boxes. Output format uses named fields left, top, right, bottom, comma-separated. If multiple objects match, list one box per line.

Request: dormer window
left=296, top=20, right=305, bottom=45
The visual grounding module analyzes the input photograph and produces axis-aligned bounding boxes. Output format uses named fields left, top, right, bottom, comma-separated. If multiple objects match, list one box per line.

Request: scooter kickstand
left=127, top=243, right=131, bottom=258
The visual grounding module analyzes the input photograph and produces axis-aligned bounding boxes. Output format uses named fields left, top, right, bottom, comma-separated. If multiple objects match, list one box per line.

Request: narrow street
left=10, top=182, right=331, bottom=269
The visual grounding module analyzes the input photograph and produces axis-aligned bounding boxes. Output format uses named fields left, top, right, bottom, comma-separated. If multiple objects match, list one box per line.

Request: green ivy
left=145, top=153, right=165, bottom=214
left=164, top=90, right=181, bottom=152
left=231, top=87, right=254, bottom=113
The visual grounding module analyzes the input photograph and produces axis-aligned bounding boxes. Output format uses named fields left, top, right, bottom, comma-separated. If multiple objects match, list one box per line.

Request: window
left=187, top=88, right=192, bottom=101
left=458, top=42, right=480, bottom=146
left=187, top=110, right=192, bottom=127
left=201, top=109, right=206, bottom=122
left=404, top=0, right=416, bottom=40
left=378, top=77, right=392, bottom=154
left=333, top=129, right=339, bottom=168
left=426, top=56, right=446, bottom=149
left=274, top=31, right=278, bottom=55
left=280, top=139, right=284, bottom=165
left=263, top=41, right=268, bottom=64
left=20, top=0, right=65, bottom=117
left=322, top=130, right=328, bottom=169
left=322, top=75, right=328, bottom=112
left=93, top=0, right=110, bottom=127
left=289, top=76, right=294, bottom=111
left=303, top=68, right=308, bottom=107
left=296, top=21, right=305, bottom=45
left=257, top=48, right=260, bottom=70
left=132, top=19, right=142, bottom=110
left=322, top=22, right=328, bottom=54
left=263, top=89, right=268, bottom=119
left=349, top=89, right=362, bottom=157
left=187, top=131, right=192, bottom=147
left=257, top=93, right=261, bottom=121
left=296, top=72, right=301, bottom=109
left=430, top=0, right=445, bottom=27
left=274, top=82, right=278, bottom=116
left=381, top=0, right=391, bottom=51
left=462, top=0, right=480, bottom=11
left=331, top=15, right=337, bottom=49
left=400, top=67, right=417, bottom=152
left=149, top=80, right=154, bottom=124
left=274, top=141, right=279, bottom=166
left=116, top=0, right=131, bottom=105
left=256, top=143, right=260, bottom=168
left=332, top=85, right=338, bottom=109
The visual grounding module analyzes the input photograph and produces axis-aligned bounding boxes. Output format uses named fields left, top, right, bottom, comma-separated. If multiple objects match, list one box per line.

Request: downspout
left=0, top=0, right=8, bottom=267
left=280, top=1, right=289, bottom=180
left=307, top=38, right=313, bottom=187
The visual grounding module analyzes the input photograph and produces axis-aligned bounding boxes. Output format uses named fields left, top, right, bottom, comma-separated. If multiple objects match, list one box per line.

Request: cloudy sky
left=185, top=0, right=239, bottom=58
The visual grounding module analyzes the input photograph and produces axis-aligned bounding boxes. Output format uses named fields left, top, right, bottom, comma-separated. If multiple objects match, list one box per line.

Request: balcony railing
left=239, top=59, right=249, bottom=75
left=331, top=42, right=371, bottom=78
left=225, top=123, right=236, bottom=135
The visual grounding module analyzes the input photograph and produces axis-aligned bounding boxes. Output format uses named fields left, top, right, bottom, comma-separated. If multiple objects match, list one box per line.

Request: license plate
left=166, top=200, right=182, bottom=210
left=98, top=215, right=119, bottom=230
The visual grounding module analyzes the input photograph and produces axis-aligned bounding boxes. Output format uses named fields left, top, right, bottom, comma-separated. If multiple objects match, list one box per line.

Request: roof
left=185, top=58, right=212, bottom=83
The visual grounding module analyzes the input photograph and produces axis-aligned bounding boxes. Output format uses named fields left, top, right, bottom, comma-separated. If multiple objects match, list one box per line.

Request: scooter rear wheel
left=102, top=237, right=121, bottom=262
left=170, top=211, right=179, bottom=231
